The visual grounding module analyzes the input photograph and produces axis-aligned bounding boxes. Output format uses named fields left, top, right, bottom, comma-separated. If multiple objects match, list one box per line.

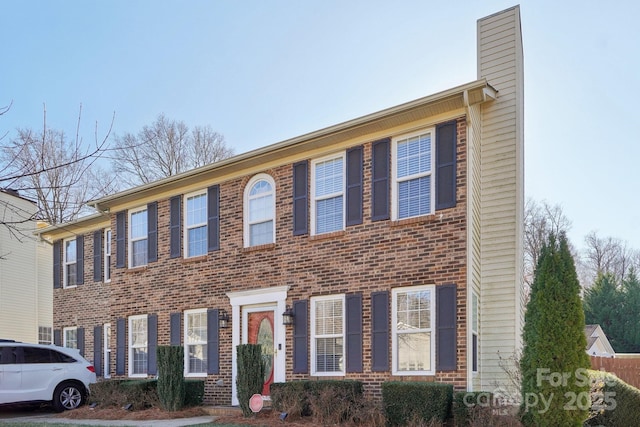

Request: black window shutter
left=345, top=293, right=363, bottom=373
left=53, top=240, right=62, bottom=289
left=93, top=231, right=103, bottom=282
left=116, top=318, right=126, bottom=375
left=346, top=146, right=363, bottom=226
left=148, top=314, right=158, bottom=375
left=292, top=299, right=308, bottom=374
left=77, top=327, right=85, bottom=357
left=371, top=138, right=390, bottom=221
left=147, top=202, right=158, bottom=263
left=76, top=235, right=84, bottom=285
left=116, top=212, right=126, bottom=268
left=435, top=121, right=457, bottom=210
left=292, top=161, right=308, bottom=236
left=436, top=284, right=457, bottom=371
left=54, top=329, right=61, bottom=346
left=207, top=309, right=220, bottom=374
left=93, top=325, right=103, bottom=377
left=170, top=313, right=181, bottom=346
left=371, top=291, right=389, bottom=371
left=169, top=196, right=182, bottom=258
left=207, top=185, right=220, bottom=252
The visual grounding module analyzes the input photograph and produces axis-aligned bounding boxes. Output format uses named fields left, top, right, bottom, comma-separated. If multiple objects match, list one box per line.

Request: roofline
left=42, top=78, right=494, bottom=236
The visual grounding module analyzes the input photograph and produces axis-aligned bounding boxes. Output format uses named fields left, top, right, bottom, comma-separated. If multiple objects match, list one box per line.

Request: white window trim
left=310, top=294, right=346, bottom=376
left=243, top=173, right=276, bottom=247
left=391, top=285, right=436, bottom=376
left=128, top=314, right=148, bottom=378
left=391, top=128, right=435, bottom=221
left=183, top=190, right=208, bottom=258
left=128, top=206, right=148, bottom=268
left=63, top=326, right=78, bottom=349
left=63, top=238, right=77, bottom=288
left=103, top=323, right=111, bottom=379
left=38, top=326, right=52, bottom=345
left=184, top=308, right=208, bottom=378
left=310, top=153, right=346, bottom=236
left=471, top=291, right=479, bottom=374
left=104, top=229, right=112, bottom=283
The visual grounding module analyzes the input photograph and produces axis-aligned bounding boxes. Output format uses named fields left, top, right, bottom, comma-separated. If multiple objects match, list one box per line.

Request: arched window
left=244, top=174, right=276, bottom=247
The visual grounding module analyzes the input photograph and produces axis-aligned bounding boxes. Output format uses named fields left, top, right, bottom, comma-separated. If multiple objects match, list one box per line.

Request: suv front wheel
left=52, top=381, right=87, bottom=412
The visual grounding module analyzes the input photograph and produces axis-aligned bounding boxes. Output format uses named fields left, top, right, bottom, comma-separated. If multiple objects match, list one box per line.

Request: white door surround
left=227, top=286, right=289, bottom=406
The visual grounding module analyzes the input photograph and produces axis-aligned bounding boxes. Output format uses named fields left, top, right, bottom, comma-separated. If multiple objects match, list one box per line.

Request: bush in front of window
left=271, top=380, right=365, bottom=424
left=236, top=344, right=265, bottom=417
left=157, top=345, right=186, bottom=411
left=88, top=378, right=204, bottom=410
left=382, top=381, right=453, bottom=426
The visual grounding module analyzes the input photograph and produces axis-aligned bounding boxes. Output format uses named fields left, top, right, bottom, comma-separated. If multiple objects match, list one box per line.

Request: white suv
left=0, top=340, right=97, bottom=411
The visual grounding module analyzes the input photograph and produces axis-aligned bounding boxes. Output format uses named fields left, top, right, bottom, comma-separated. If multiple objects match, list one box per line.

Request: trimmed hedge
left=157, top=345, right=185, bottom=411
left=382, top=382, right=453, bottom=426
left=586, top=369, right=640, bottom=426
left=236, top=344, right=265, bottom=417
left=89, top=379, right=204, bottom=409
left=271, top=380, right=363, bottom=419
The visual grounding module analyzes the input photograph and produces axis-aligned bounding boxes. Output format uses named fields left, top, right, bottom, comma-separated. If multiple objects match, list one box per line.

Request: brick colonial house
left=39, top=7, right=524, bottom=405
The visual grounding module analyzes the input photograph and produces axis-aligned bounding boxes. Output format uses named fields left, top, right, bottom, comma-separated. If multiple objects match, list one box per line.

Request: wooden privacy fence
left=590, top=355, right=640, bottom=389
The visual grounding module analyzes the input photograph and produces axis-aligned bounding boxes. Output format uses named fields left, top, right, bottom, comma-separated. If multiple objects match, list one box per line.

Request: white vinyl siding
left=184, top=191, right=207, bottom=258
left=129, top=207, right=148, bottom=268
left=311, top=154, right=345, bottom=235
left=244, top=174, right=275, bottom=247
left=311, top=295, right=345, bottom=375
left=392, top=129, right=434, bottom=220
left=63, top=239, right=77, bottom=288
left=128, top=315, right=148, bottom=377
left=184, top=309, right=207, bottom=376
left=392, top=285, right=435, bottom=375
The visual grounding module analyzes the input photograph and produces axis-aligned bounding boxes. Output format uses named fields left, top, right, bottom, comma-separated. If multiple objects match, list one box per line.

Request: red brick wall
left=54, top=117, right=469, bottom=404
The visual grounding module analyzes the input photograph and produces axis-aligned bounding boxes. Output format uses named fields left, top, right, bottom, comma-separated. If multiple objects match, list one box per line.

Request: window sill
left=181, top=255, right=208, bottom=264
left=310, top=373, right=346, bottom=378
left=391, top=213, right=439, bottom=227
left=391, top=373, right=436, bottom=380
left=126, top=266, right=148, bottom=274
left=242, top=243, right=276, bottom=253
left=310, top=230, right=345, bottom=241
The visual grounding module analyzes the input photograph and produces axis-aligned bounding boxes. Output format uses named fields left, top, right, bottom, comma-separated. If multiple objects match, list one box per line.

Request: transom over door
left=246, top=310, right=275, bottom=396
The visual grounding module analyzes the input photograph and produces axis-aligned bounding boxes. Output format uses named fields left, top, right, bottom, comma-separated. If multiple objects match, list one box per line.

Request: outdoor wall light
left=219, top=309, right=229, bottom=329
left=282, top=306, right=294, bottom=326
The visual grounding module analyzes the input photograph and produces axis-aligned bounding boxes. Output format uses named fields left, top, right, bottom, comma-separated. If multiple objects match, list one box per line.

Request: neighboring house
left=38, top=6, right=524, bottom=404
left=585, top=324, right=615, bottom=358
left=0, top=188, right=53, bottom=343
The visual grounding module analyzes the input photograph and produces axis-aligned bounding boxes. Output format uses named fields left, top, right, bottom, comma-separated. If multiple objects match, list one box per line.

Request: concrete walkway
left=0, top=414, right=217, bottom=426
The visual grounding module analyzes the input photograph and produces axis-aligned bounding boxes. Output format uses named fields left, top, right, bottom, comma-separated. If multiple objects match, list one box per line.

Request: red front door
left=247, top=310, right=275, bottom=396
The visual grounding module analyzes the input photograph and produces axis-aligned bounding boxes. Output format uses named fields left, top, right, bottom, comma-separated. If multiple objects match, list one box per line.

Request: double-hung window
left=392, top=285, right=435, bottom=375
left=184, top=309, right=207, bottom=376
left=63, top=327, right=78, bottom=349
left=312, top=154, right=345, bottom=235
left=38, top=326, right=52, bottom=345
left=63, top=239, right=77, bottom=288
left=244, top=174, right=275, bottom=247
left=129, top=315, right=148, bottom=377
left=392, top=129, right=434, bottom=219
left=185, top=191, right=208, bottom=257
left=129, top=207, right=148, bottom=267
left=104, top=229, right=111, bottom=282
left=311, top=295, right=345, bottom=375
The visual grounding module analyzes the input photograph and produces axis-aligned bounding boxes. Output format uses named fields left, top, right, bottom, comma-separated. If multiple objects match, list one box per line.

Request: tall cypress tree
left=520, top=233, right=590, bottom=426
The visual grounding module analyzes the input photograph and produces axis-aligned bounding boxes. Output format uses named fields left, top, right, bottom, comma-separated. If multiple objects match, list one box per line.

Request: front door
left=244, top=307, right=276, bottom=396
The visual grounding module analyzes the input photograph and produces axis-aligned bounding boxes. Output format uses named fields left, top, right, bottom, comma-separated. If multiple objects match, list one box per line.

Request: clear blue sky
left=2, top=0, right=639, bottom=251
